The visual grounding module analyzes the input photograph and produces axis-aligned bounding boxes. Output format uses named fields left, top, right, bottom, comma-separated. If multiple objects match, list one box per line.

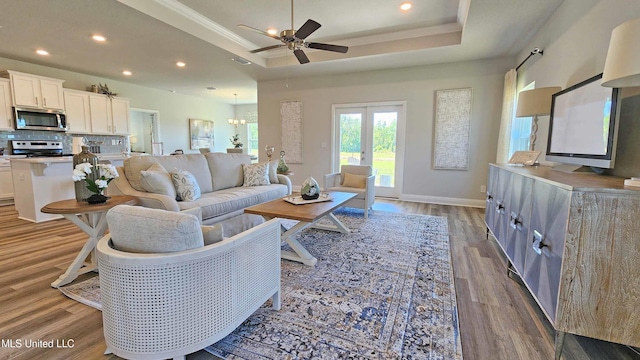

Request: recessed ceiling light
left=36, top=49, right=49, bottom=56
left=400, top=2, right=412, bottom=11
left=206, top=87, right=216, bottom=91
left=169, top=90, right=176, bottom=93
left=267, top=28, right=278, bottom=36
left=176, top=61, right=186, bottom=67
left=122, top=70, right=132, bottom=76
left=92, top=34, right=106, bottom=42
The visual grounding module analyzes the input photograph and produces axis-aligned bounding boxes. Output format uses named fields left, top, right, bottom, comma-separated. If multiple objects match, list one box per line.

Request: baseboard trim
left=399, top=194, right=485, bottom=208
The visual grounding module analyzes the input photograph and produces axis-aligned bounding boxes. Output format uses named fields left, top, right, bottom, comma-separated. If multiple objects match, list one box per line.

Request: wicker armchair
left=96, top=208, right=281, bottom=360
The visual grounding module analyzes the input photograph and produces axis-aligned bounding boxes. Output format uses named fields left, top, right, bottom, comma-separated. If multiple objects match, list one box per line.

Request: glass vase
left=73, top=146, right=99, bottom=202
left=277, top=150, right=289, bottom=174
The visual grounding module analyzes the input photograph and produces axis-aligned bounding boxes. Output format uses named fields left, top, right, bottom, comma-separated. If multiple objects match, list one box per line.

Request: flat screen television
left=546, top=73, right=621, bottom=171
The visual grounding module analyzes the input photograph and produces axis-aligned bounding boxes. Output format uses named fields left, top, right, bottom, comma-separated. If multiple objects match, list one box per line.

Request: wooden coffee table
left=244, top=191, right=357, bottom=266
left=41, top=195, right=138, bottom=287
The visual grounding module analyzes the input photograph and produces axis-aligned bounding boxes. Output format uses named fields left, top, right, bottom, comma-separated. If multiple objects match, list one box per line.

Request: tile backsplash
left=0, top=130, right=129, bottom=155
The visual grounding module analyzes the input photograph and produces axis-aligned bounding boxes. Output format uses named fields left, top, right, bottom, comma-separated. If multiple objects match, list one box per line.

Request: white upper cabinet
left=63, top=89, right=91, bottom=134
left=89, top=94, right=112, bottom=134
left=111, top=97, right=130, bottom=135
left=0, top=79, right=13, bottom=131
left=1, top=70, right=64, bottom=110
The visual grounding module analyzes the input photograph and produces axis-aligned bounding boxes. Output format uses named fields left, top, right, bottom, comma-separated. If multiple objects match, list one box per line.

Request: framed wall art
left=189, top=119, right=214, bottom=150
left=280, top=100, right=303, bottom=163
left=433, top=88, right=473, bottom=170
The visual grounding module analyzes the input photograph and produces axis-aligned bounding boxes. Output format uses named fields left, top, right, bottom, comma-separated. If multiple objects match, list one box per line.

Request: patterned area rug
left=207, top=209, right=461, bottom=359
left=58, top=209, right=461, bottom=359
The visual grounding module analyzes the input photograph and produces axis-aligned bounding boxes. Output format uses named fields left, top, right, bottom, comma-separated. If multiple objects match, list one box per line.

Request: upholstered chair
left=324, top=165, right=375, bottom=218
left=96, top=205, right=281, bottom=360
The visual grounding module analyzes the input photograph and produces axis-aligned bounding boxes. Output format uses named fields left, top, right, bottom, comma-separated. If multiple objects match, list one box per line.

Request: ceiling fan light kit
left=239, top=0, right=348, bottom=64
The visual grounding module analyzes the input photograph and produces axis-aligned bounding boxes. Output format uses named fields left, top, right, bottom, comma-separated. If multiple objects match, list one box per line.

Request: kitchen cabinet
left=88, top=94, right=130, bottom=135
left=111, top=97, right=130, bottom=135
left=63, top=89, right=91, bottom=134
left=0, top=161, right=14, bottom=205
left=1, top=70, right=64, bottom=110
left=485, top=164, right=640, bottom=359
left=0, top=79, right=13, bottom=131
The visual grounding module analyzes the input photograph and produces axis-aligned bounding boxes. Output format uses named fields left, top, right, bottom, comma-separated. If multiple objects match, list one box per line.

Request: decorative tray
left=283, top=195, right=332, bottom=205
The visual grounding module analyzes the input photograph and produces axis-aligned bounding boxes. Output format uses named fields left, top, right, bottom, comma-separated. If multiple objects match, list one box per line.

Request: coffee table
left=41, top=195, right=138, bottom=287
left=244, top=191, right=357, bottom=266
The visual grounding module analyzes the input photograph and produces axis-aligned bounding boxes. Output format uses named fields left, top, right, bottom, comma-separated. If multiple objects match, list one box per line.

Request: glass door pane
left=372, top=111, right=397, bottom=188
left=339, top=112, right=363, bottom=167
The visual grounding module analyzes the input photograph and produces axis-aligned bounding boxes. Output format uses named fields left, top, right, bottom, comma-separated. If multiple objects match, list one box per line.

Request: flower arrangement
left=72, top=163, right=119, bottom=195
left=230, top=134, right=243, bottom=148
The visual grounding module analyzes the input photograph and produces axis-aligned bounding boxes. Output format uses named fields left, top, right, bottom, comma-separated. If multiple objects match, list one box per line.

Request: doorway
left=130, top=108, right=160, bottom=154
left=332, top=102, right=406, bottom=198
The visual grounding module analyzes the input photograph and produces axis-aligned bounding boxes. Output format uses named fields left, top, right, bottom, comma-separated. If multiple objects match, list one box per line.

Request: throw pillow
left=201, top=224, right=224, bottom=245
left=342, top=172, right=367, bottom=188
left=171, top=169, right=201, bottom=201
left=243, top=162, right=270, bottom=186
left=140, top=163, right=177, bottom=199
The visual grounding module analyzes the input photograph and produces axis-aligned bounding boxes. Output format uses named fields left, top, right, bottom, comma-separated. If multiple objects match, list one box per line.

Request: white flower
left=97, top=164, right=119, bottom=180
left=95, top=179, right=108, bottom=189
left=72, top=168, right=87, bottom=181
left=75, top=162, right=93, bottom=174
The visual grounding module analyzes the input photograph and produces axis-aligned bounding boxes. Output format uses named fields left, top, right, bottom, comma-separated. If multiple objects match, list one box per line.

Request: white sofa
left=109, top=152, right=291, bottom=224
left=97, top=205, right=281, bottom=360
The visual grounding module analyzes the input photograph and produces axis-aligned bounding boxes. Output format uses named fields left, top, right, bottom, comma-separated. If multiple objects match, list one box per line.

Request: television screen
left=546, top=73, right=620, bottom=170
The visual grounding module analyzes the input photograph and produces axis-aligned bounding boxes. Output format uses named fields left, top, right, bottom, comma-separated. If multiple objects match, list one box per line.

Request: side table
left=41, top=195, right=138, bottom=288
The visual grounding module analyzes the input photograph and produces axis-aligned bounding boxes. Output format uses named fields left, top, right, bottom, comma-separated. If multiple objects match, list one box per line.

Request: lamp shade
left=515, top=87, right=561, bottom=117
left=602, top=17, right=640, bottom=87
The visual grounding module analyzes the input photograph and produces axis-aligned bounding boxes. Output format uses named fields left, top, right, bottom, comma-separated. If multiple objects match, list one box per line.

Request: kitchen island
left=10, top=154, right=127, bottom=222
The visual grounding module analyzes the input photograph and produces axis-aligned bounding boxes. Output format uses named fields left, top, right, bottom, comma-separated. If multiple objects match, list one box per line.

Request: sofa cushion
left=243, top=162, right=270, bottom=186
left=205, top=152, right=251, bottom=191
left=177, top=184, right=288, bottom=219
left=140, top=163, right=177, bottom=198
left=107, top=205, right=204, bottom=253
left=171, top=169, right=201, bottom=201
left=124, top=154, right=213, bottom=193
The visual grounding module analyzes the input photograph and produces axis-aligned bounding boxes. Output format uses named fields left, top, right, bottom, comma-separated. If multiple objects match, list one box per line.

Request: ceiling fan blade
left=250, top=44, right=286, bottom=53
left=307, top=42, right=349, bottom=53
left=295, top=19, right=321, bottom=40
left=294, top=49, right=310, bottom=64
left=238, top=24, right=281, bottom=40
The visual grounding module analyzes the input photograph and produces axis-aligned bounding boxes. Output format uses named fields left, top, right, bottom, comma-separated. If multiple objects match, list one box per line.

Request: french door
left=332, top=102, right=405, bottom=198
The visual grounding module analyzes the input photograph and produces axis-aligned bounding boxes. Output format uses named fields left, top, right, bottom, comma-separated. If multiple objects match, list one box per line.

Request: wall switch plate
left=480, top=185, right=486, bottom=193
left=321, top=142, right=327, bottom=148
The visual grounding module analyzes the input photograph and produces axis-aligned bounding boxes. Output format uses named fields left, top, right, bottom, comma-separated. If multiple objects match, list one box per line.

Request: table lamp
left=602, top=17, right=640, bottom=187
left=515, top=86, right=561, bottom=151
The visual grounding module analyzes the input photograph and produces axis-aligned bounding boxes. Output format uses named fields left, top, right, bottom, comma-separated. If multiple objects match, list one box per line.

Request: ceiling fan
left=238, top=0, right=348, bottom=64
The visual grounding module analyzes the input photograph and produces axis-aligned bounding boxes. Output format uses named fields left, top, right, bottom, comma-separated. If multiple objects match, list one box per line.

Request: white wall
left=258, top=57, right=513, bottom=205
left=515, top=0, right=640, bottom=171
left=0, top=56, right=235, bottom=154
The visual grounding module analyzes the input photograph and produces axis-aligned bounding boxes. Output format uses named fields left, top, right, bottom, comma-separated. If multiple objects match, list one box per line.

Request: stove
left=11, top=140, right=69, bottom=157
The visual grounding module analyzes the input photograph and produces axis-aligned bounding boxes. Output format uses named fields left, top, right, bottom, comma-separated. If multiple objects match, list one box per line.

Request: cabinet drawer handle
left=43, top=98, right=47, bottom=107
left=35, top=97, right=38, bottom=106
left=510, top=211, right=522, bottom=230
left=532, top=230, right=550, bottom=257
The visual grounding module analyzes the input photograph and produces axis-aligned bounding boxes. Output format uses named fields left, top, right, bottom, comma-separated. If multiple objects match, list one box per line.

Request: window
left=508, top=82, right=535, bottom=158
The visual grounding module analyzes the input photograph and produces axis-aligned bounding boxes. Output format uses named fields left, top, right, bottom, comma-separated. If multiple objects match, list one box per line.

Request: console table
left=41, top=195, right=138, bottom=288
left=485, top=164, right=640, bottom=359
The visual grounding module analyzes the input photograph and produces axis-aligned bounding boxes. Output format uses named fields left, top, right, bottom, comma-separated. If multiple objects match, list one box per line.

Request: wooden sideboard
left=485, top=164, right=640, bottom=359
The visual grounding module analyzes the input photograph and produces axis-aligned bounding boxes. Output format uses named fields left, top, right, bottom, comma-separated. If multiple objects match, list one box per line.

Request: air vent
left=231, top=57, right=252, bottom=65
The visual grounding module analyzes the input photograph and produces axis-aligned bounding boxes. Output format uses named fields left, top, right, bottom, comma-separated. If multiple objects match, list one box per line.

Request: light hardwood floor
left=0, top=200, right=638, bottom=360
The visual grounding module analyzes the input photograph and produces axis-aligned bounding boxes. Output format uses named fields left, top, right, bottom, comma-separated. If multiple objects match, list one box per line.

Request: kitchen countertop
left=8, top=154, right=128, bottom=164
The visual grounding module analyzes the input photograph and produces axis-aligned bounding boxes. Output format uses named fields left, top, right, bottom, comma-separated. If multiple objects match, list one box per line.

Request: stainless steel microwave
left=14, top=107, right=67, bottom=132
